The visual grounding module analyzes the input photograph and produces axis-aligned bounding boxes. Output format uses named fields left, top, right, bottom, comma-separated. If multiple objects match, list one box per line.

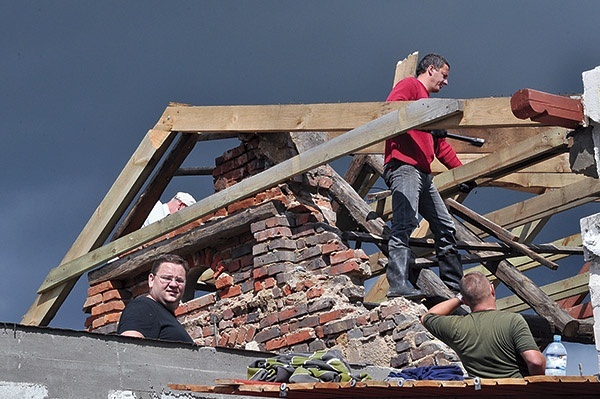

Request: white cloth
left=143, top=201, right=170, bottom=227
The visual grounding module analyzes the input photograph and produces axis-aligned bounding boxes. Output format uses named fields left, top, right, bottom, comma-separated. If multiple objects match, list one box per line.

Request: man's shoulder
left=387, top=76, right=426, bottom=101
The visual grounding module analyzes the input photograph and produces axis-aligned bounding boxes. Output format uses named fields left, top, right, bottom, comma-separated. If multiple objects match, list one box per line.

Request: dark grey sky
left=2, top=1, right=598, bottom=373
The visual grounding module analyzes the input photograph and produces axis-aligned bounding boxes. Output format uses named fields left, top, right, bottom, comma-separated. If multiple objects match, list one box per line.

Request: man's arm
left=420, top=296, right=463, bottom=324
left=120, top=330, right=145, bottom=338
left=521, top=349, right=546, bottom=376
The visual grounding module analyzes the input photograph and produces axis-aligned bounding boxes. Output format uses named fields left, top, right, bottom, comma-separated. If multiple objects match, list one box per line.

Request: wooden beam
left=347, top=126, right=557, bottom=155
left=496, top=273, right=590, bottom=313
left=112, top=132, right=198, bottom=239
left=445, top=198, right=559, bottom=270
left=22, top=129, right=176, bottom=326
left=392, top=51, right=419, bottom=87
left=158, top=97, right=544, bottom=134
left=88, top=201, right=283, bottom=285
left=482, top=176, right=600, bottom=231
left=36, top=99, right=464, bottom=294
left=453, top=220, right=579, bottom=337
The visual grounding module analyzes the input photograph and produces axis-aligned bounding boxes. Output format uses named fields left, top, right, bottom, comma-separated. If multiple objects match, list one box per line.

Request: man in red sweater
left=383, top=53, right=465, bottom=300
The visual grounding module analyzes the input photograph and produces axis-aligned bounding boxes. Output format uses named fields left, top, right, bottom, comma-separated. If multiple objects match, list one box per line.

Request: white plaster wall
left=581, top=213, right=600, bottom=372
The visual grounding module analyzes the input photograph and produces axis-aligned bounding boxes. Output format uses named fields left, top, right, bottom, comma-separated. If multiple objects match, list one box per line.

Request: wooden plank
left=22, top=128, right=175, bottom=326
left=36, top=99, right=464, bottom=294
left=445, top=198, right=559, bottom=270
left=112, top=132, right=198, bottom=239
left=158, top=97, right=544, bottom=134
left=88, top=201, right=283, bottom=285
left=497, top=273, right=590, bottom=312
left=345, top=126, right=556, bottom=155
left=483, top=176, right=600, bottom=231
left=392, top=51, right=419, bottom=87
left=453, top=219, right=579, bottom=337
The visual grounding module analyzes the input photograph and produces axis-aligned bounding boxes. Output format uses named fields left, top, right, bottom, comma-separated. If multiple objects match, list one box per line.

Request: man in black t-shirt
left=117, top=254, right=194, bottom=343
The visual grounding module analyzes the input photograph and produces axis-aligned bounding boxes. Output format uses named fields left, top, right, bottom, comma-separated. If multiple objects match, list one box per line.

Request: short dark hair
left=416, top=53, right=449, bottom=76
left=150, top=253, right=189, bottom=275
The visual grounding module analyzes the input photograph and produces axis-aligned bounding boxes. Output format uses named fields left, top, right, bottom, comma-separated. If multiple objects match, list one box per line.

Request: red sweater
left=385, top=76, right=462, bottom=174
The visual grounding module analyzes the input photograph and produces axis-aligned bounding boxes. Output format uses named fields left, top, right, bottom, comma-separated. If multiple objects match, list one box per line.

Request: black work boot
left=437, top=253, right=463, bottom=293
left=386, top=248, right=425, bottom=301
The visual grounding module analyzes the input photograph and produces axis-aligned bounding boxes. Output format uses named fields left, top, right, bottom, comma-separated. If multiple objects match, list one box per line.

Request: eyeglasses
left=155, top=274, right=186, bottom=286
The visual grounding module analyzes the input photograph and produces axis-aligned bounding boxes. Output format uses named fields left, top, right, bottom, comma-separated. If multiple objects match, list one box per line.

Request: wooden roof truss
left=22, top=53, right=596, bottom=344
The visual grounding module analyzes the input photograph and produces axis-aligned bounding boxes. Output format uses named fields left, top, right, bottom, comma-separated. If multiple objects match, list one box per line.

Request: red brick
left=278, top=304, right=308, bottom=322
left=184, top=294, right=216, bottom=313
left=215, top=274, right=234, bottom=289
left=222, top=308, right=234, bottom=320
left=220, top=285, right=242, bottom=299
left=228, top=329, right=238, bottom=346
left=92, top=316, right=107, bottom=330
left=234, top=314, right=247, bottom=327
left=202, top=326, right=213, bottom=337
left=254, top=227, right=293, bottom=242
left=265, top=337, right=288, bottom=351
left=279, top=323, right=290, bottom=335
left=87, top=280, right=123, bottom=297
left=263, top=277, right=276, bottom=289
left=103, top=289, right=131, bottom=302
left=104, top=312, right=121, bottom=324
left=91, top=300, right=125, bottom=317
left=381, top=304, right=404, bottom=319
left=252, top=266, right=268, bottom=280
left=329, top=249, right=355, bottom=265
left=306, top=287, right=324, bottom=300
left=83, top=293, right=103, bottom=312
left=285, top=329, right=316, bottom=346
left=282, top=285, right=293, bottom=296
left=259, top=313, right=279, bottom=328
left=84, top=315, right=96, bottom=328
left=174, top=302, right=189, bottom=317
left=314, top=325, right=324, bottom=338
left=218, top=332, right=230, bottom=347
left=328, top=260, right=361, bottom=275
left=236, top=326, right=248, bottom=345
left=227, top=197, right=257, bottom=214
left=319, top=309, right=342, bottom=324
left=246, top=325, right=257, bottom=341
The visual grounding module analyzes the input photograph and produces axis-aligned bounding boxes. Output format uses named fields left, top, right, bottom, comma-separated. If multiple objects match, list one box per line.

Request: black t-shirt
left=117, top=295, right=194, bottom=344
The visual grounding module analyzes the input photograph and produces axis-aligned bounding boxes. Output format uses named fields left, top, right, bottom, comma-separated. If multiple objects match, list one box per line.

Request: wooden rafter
left=22, top=129, right=176, bottom=326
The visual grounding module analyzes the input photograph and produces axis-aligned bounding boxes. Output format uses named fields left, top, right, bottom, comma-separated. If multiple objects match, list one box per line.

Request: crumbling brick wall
left=84, top=133, right=460, bottom=370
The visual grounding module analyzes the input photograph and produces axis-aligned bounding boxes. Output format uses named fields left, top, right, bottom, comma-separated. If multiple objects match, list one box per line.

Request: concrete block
left=583, top=66, right=600, bottom=123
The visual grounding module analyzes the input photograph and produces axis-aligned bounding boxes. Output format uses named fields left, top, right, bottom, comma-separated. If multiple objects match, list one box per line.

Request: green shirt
left=423, top=310, right=539, bottom=378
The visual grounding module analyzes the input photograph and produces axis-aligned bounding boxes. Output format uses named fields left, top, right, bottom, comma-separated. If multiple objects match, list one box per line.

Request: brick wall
left=84, top=133, right=460, bottom=369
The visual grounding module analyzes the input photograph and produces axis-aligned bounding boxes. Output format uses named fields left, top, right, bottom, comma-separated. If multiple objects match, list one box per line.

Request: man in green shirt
left=421, top=271, right=545, bottom=378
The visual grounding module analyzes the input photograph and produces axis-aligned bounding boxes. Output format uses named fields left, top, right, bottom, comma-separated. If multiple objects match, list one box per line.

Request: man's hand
left=458, top=180, right=477, bottom=193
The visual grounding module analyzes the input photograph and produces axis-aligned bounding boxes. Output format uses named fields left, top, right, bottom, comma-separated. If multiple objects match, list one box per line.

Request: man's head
left=416, top=53, right=450, bottom=93
left=148, top=254, right=189, bottom=312
left=459, top=271, right=495, bottom=309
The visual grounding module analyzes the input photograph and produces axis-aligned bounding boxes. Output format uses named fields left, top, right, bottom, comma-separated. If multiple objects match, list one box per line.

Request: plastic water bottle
left=544, top=334, right=567, bottom=376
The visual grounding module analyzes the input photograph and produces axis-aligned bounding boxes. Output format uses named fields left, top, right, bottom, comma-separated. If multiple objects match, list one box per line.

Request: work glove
left=429, top=129, right=448, bottom=139
left=458, top=180, right=477, bottom=193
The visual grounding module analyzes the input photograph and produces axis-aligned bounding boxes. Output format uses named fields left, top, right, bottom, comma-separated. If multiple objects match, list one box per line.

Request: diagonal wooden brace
left=445, top=198, right=559, bottom=270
